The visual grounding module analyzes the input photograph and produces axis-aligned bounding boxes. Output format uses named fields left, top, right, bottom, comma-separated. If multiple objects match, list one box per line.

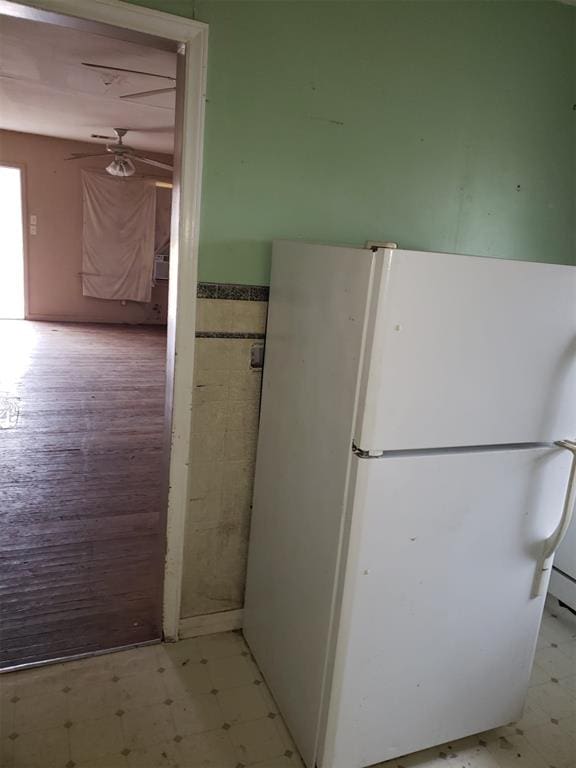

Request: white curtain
left=81, top=170, right=156, bottom=302
left=155, top=186, right=172, bottom=255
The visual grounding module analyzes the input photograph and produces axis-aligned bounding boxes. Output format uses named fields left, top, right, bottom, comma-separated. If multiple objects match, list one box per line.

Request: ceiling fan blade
left=120, top=87, right=176, bottom=100
left=65, top=153, right=109, bottom=160
left=91, top=134, right=116, bottom=140
left=100, top=126, right=174, bottom=134
left=131, top=155, right=173, bottom=172
left=82, top=62, right=175, bottom=81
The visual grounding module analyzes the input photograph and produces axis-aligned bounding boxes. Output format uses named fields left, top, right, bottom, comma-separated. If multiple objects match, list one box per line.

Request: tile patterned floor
left=0, top=631, right=302, bottom=768
left=0, top=598, right=574, bottom=768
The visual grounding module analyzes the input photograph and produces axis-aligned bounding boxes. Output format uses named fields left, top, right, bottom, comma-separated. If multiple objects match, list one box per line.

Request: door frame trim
left=0, top=0, right=208, bottom=642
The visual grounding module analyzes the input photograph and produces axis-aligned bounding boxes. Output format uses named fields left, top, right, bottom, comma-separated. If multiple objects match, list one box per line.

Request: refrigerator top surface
left=353, top=247, right=576, bottom=452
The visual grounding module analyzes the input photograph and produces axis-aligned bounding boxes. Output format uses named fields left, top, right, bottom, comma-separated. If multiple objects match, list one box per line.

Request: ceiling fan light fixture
left=106, top=156, right=136, bottom=177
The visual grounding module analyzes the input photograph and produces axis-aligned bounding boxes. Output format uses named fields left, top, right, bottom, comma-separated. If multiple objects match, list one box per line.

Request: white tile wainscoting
left=0, top=597, right=574, bottom=768
left=181, top=290, right=268, bottom=622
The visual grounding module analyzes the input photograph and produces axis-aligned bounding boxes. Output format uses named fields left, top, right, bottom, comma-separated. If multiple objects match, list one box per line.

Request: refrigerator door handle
left=532, top=439, right=576, bottom=598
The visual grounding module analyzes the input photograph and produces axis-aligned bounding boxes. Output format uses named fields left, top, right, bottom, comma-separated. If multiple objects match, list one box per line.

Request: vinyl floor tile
left=0, top=603, right=574, bottom=768
left=170, top=694, right=222, bottom=736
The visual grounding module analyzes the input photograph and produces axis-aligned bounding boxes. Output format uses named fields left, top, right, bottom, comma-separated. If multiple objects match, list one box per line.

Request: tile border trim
left=195, top=332, right=266, bottom=339
left=197, top=283, right=269, bottom=302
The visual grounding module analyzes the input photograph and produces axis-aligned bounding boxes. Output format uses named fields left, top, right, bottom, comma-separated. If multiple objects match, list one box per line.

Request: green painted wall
left=126, top=0, right=575, bottom=284
left=573, top=9, right=576, bottom=259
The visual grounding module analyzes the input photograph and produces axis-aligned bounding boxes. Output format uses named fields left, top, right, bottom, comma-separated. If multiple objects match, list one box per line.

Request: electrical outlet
left=250, top=343, right=265, bottom=369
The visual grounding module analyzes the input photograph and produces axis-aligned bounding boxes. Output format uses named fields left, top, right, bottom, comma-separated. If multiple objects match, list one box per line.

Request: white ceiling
left=0, top=15, right=176, bottom=153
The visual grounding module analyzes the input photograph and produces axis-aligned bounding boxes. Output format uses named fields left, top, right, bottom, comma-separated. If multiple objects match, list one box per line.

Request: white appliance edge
left=549, top=518, right=576, bottom=610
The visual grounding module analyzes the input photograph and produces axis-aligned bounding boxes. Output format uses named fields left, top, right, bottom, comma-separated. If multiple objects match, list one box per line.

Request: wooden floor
left=0, top=321, right=167, bottom=669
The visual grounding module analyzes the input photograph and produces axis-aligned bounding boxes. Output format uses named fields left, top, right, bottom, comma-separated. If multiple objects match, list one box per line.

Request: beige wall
left=0, top=130, right=172, bottom=324
left=182, top=297, right=268, bottom=618
left=1, top=130, right=265, bottom=623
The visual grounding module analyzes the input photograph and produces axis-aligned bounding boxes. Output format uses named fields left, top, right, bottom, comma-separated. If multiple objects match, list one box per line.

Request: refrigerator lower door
left=319, top=446, right=570, bottom=768
left=549, top=516, right=576, bottom=611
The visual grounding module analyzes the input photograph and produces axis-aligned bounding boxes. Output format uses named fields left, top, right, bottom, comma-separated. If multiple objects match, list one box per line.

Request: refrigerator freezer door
left=355, top=249, right=576, bottom=451
left=243, top=241, right=375, bottom=768
left=320, top=446, right=570, bottom=768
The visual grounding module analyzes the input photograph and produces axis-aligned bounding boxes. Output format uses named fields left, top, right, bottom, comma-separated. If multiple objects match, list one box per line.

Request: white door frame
left=0, top=0, right=208, bottom=642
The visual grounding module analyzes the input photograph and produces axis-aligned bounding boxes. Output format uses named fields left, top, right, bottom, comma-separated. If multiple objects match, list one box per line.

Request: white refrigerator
left=243, top=242, right=576, bottom=768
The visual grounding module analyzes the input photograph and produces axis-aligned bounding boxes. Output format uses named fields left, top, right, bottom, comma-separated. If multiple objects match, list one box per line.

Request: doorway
left=0, top=165, right=25, bottom=319
left=0, top=0, right=207, bottom=668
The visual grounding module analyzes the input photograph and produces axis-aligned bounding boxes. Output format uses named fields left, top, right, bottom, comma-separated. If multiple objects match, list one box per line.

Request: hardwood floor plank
left=0, top=321, right=167, bottom=668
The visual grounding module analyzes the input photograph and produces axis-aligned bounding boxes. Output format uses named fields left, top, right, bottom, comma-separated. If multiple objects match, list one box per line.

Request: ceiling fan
left=82, top=62, right=176, bottom=101
left=65, top=128, right=173, bottom=177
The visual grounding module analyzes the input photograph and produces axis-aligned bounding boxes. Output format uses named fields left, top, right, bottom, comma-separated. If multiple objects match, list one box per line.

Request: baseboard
left=26, top=313, right=166, bottom=325
left=178, top=609, right=244, bottom=639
